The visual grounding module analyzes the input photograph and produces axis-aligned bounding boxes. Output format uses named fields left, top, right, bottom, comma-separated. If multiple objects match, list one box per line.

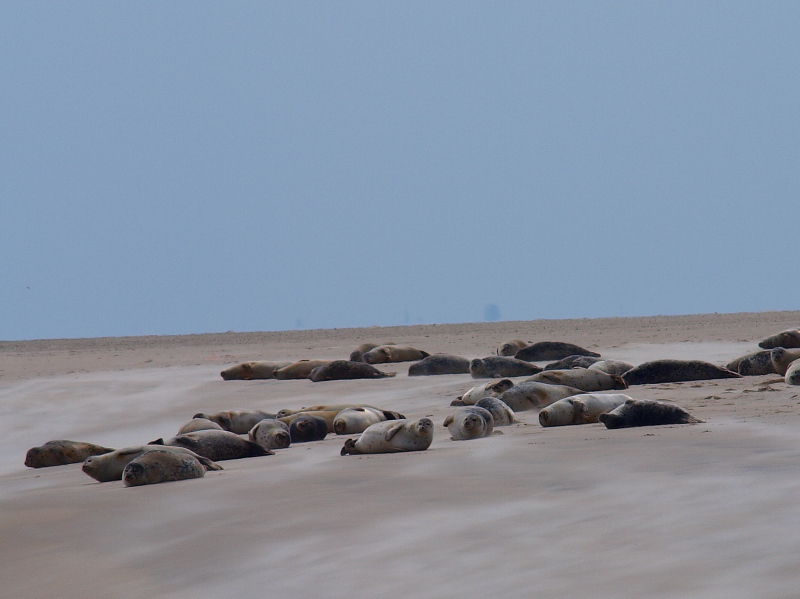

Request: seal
left=408, top=354, right=471, bottom=376
left=469, top=357, right=542, bottom=379
left=758, top=329, right=800, bottom=350
left=82, top=445, right=222, bottom=483
left=786, top=359, right=800, bottom=386
left=288, top=414, right=329, bottom=442
left=599, top=399, right=702, bottom=428
left=515, top=342, right=600, bottom=362
left=178, top=418, right=224, bottom=434
left=340, top=418, right=434, bottom=455
left=475, top=396, right=516, bottom=426
left=543, top=355, right=602, bottom=371
left=588, top=360, right=635, bottom=376
left=736, top=351, right=777, bottom=376
left=333, top=407, right=405, bottom=435
left=220, top=361, right=292, bottom=380
left=193, top=410, right=277, bottom=434
left=621, top=360, right=741, bottom=385
left=362, top=345, right=431, bottom=364
left=771, top=348, right=800, bottom=376
left=495, top=381, right=583, bottom=411
left=443, top=406, right=494, bottom=440
left=349, top=342, right=395, bottom=362
left=279, top=410, right=342, bottom=433
left=248, top=418, right=291, bottom=450
left=496, top=339, right=529, bottom=356
left=456, top=379, right=515, bottom=406
left=25, top=440, right=115, bottom=469
left=122, top=450, right=207, bottom=487
left=308, top=360, right=396, bottom=382
left=150, top=430, right=273, bottom=461
left=276, top=404, right=381, bottom=418
left=538, top=393, right=631, bottom=427
left=526, top=368, right=627, bottom=392
left=274, top=360, right=334, bottom=380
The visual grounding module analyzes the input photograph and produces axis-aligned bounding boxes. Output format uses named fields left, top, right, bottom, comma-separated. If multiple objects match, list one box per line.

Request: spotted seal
left=474, top=396, right=516, bottom=426
left=495, top=381, right=583, bottom=411
left=25, top=440, right=115, bottom=469
left=443, top=406, right=495, bottom=440
left=248, top=419, right=291, bottom=450
left=599, top=399, right=702, bottom=428
left=122, top=450, right=207, bottom=487
left=82, top=445, right=222, bottom=483
left=455, top=379, right=515, bottom=406
left=333, top=407, right=405, bottom=435
left=622, top=360, right=741, bottom=385
left=408, top=354, right=471, bottom=376
left=515, top=342, right=600, bottom=362
left=469, top=357, right=542, bottom=379
left=538, top=393, right=631, bottom=427
left=340, top=418, right=434, bottom=455
left=288, top=414, right=329, bottom=442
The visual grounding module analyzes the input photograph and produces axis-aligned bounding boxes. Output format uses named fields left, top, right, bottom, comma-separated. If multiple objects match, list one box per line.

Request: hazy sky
left=2, top=2, right=798, bottom=340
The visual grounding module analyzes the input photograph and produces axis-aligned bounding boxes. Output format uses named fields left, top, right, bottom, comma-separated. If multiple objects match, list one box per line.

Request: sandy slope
left=1, top=311, right=799, bottom=598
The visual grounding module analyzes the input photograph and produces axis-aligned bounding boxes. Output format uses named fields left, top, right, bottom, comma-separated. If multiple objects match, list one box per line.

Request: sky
left=1, top=2, right=798, bottom=340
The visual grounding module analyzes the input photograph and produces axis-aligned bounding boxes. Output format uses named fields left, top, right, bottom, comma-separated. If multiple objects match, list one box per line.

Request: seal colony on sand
left=340, top=418, right=434, bottom=455
left=599, top=399, right=702, bottom=428
left=622, top=360, right=741, bottom=385
left=25, top=440, right=115, bottom=469
left=515, top=342, right=600, bottom=362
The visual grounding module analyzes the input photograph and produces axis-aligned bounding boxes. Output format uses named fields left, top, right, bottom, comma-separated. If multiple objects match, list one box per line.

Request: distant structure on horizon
left=483, top=304, right=501, bottom=322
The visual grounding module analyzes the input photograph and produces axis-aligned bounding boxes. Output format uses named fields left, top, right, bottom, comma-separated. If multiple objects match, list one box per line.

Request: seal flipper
left=381, top=410, right=405, bottom=420
left=384, top=421, right=408, bottom=441
left=245, top=440, right=273, bottom=457
left=340, top=438, right=360, bottom=456
left=196, top=456, right=224, bottom=471
left=148, top=438, right=165, bottom=445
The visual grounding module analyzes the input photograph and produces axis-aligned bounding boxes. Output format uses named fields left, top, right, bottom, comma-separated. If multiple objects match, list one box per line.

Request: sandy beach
left=2, top=311, right=800, bottom=599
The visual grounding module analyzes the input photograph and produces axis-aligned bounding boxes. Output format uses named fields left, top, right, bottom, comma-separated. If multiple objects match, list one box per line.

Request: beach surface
left=2, top=311, right=800, bottom=599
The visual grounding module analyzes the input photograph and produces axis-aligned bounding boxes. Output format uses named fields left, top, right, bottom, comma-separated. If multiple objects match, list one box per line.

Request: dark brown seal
left=408, top=354, right=471, bottom=376
left=308, top=360, right=396, bottom=382
left=150, top=430, right=273, bottom=461
left=621, top=360, right=742, bottom=385
left=25, top=440, right=115, bottom=469
left=599, top=399, right=702, bottom=429
left=469, top=357, right=542, bottom=379
left=515, top=342, right=600, bottom=362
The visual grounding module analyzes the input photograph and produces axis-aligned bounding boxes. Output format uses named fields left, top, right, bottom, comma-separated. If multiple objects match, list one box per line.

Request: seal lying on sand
left=443, top=406, right=495, bottom=440
left=122, top=450, right=207, bottom=487
left=362, top=345, right=430, bottom=364
left=193, top=410, right=277, bottom=434
left=495, top=381, right=583, bottom=411
left=599, top=399, right=702, bottom=428
left=249, top=419, right=291, bottom=450
left=82, top=445, right=222, bottom=483
left=288, top=414, right=329, bottom=442
left=786, top=360, right=800, bottom=386
left=25, top=440, right=115, bottom=469
left=538, top=394, right=630, bottom=427
left=496, top=339, right=529, bottom=356
left=333, top=407, right=405, bottom=435
left=275, top=360, right=334, bottom=380
left=726, top=351, right=776, bottom=376
left=588, top=360, right=635, bottom=376
left=469, top=357, right=542, bottom=379
left=543, top=355, right=602, bottom=371
left=771, top=348, right=800, bottom=376
left=475, top=396, right=516, bottom=426
left=151, top=430, right=272, bottom=461
left=622, top=360, right=741, bottom=385
left=456, top=379, right=515, bottom=406
left=220, top=361, right=292, bottom=380
left=526, top=368, right=627, bottom=392
left=340, top=418, right=434, bottom=455
left=515, top=342, right=600, bottom=362
left=758, top=328, right=800, bottom=350
left=408, top=354, right=471, bottom=376
left=308, top=360, right=395, bottom=382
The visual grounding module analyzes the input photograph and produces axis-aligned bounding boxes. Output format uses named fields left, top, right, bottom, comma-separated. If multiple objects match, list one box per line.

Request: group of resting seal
left=25, top=326, right=800, bottom=485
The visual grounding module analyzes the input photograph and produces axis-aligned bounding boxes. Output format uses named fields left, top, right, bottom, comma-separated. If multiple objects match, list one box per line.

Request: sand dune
left=2, top=311, right=800, bottom=598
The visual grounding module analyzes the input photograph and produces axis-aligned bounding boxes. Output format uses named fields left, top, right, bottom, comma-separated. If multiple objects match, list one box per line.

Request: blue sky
left=1, top=2, right=798, bottom=340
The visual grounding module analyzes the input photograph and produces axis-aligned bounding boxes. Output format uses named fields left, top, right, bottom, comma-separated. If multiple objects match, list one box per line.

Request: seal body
left=443, top=406, right=495, bottom=440
left=153, top=430, right=272, bottom=461
left=279, top=410, right=341, bottom=433
left=495, top=381, right=582, bottom=411
left=515, top=342, right=600, bottom=362
left=308, top=360, right=395, bottom=382
left=457, top=379, right=515, bottom=405
left=771, top=348, right=800, bottom=376
left=178, top=418, right=224, bottom=434
left=622, top=360, right=741, bottom=385
left=340, top=418, right=434, bottom=455
left=333, top=407, right=404, bottom=435
left=786, top=359, right=800, bottom=385
left=350, top=343, right=380, bottom=362
left=588, top=360, right=635, bottom=376
left=82, top=445, right=222, bottom=483
left=758, top=329, right=800, bottom=350
left=543, top=355, right=602, bottom=371
left=122, top=450, right=206, bottom=487
left=737, top=351, right=777, bottom=376
left=599, top=399, right=702, bottom=428
left=288, top=414, right=329, bottom=442
left=538, top=393, right=631, bottom=427
left=408, top=354, right=471, bottom=376
left=194, top=410, right=277, bottom=434
left=276, top=404, right=382, bottom=418
left=275, top=360, right=334, bottom=380
left=475, top=396, right=516, bottom=426
left=496, top=339, right=528, bottom=356
left=25, top=440, right=115, bottom=469
left=362, top=345, right=430, bottom=364
left=526, top=368, right=627, bottom=392
left=220, top=361, right=292, bottom=380
left=249, top=419, right=291, bottom=450
left=469, top=357, right=542, bottom=379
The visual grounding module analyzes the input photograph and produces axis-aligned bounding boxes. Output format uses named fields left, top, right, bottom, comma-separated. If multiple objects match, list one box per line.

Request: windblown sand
left=2, top=312, right=800, bottom=598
